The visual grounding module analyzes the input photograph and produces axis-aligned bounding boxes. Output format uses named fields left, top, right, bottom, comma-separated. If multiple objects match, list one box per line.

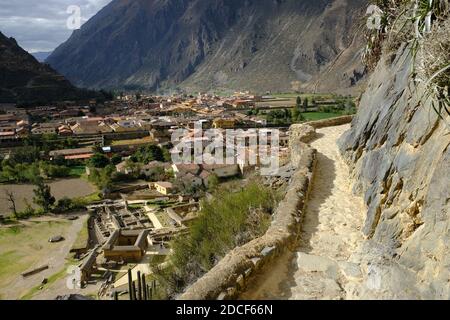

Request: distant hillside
left=31, top=51, right=52, bottom=62
left=0, top=31, right=109, bottom=106
left=47, top=0, right=368, bottom=94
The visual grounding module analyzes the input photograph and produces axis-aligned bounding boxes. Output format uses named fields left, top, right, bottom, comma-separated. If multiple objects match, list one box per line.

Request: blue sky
left=0, top=0, right=112, bottom=52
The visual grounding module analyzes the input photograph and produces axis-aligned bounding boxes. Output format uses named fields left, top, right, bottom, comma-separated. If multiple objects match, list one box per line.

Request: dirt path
left=241, top=124, right=366, bottom=300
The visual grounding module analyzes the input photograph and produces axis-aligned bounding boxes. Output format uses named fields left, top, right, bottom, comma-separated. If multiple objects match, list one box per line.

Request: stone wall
left=290, top=116, right=353, bottom=167
left=179, top=128, right=318, bottom=300
left=338, top=44, right=450, bottom=299
left=179, top=116, right=354, bottom=300
left=307, top=115, right=354, bottom=129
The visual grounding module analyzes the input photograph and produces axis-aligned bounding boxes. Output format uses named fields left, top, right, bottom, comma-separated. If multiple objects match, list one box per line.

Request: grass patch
left=0, top=250, right=27, bottom=277
left=68, top=166, right=86, bottom=178
left=20, top=266, right=68, bottom=300
left=0, top=225, right=23, bottom=236
left=128, top=204, right=144, bottom=210
left=73, top=192, right=102, bottom=206
left=302, top=112, right=345, bottom=121
left=111, top=136, right=155, bottom=146
left=153, top=180, right=279, bottom=297
left=0, top=220, right=71, bottom=297
left=272, top=93, right=335, bottom=100
left=71, top=218, right=89, bottom=251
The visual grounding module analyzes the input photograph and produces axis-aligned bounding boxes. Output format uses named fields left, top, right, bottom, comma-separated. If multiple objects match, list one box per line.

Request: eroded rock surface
left=338, top=44, right=450, bottom=299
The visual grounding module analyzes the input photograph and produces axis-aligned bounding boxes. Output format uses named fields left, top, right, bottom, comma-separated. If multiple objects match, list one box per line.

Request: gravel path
left=241, top=124, right=366, bottom=300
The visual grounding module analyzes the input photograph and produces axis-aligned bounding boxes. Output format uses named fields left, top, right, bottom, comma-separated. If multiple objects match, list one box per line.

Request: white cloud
left=0, top=0, right=112, bottom=52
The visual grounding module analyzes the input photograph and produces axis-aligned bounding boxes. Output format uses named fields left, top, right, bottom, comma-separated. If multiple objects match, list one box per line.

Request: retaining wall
left=179, top=116, right=353, bottom=300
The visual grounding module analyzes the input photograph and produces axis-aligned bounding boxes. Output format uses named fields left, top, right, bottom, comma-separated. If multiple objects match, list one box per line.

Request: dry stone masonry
left=180, top=116, right=354, bottom=300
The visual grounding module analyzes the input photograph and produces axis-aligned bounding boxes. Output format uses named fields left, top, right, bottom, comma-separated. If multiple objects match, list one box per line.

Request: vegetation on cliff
left=363, top=0, right=449, bottom=122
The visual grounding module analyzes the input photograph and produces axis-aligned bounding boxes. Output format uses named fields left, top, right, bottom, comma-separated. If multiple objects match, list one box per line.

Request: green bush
left=53, top=197, right=74, bottom=213
left=40, top=162, right=71, bottom=178
left=89, top=153, right=111, bottom=168
left=156, top=181, right=277, bottom=296
left=88, top=165, right=115, bottom=192
left=130, top=145, right=167, bottom=163
left=111, top=154, right=123, bottom=165
left=15, top=200, right=43, bottom=219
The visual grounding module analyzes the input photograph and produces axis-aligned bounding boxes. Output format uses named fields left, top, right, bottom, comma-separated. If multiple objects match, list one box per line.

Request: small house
left=154, top=181, right=174, bottom=195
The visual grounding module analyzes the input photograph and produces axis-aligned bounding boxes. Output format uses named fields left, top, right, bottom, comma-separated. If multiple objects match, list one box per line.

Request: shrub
left=89, top=153, right=111, bottom=168
left=131, top=145, right=166, bottom=163
left=156, top=181, right=277, bottom=297
left=53, top=197, right=74, bottom=213
left=363, top=1, right=449, bottom=120
left=111, top=154, right=123, bottom=165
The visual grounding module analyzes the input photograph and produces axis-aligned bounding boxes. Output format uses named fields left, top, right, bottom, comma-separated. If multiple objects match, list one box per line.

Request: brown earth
left=0, top=179, right=95, bottom=215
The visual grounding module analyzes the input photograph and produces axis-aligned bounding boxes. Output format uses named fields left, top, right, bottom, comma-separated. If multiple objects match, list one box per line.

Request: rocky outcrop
left=47, top=0, right=367, bottom=94
left=338, top=44, right=450, bottom=299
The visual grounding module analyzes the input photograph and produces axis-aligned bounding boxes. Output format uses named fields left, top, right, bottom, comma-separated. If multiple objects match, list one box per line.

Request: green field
left=302, top=112, right=345, bottom=121
left=272, top=93, right=336, bottom=100
left=69, top=166, right=86, bottom=177
left=0, top=220, right=72, bottom=298
left=71, top=218, right=89, bottom=251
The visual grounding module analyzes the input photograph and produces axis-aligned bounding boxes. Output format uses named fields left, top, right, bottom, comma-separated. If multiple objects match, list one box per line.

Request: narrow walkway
left=241, top=124, right=365, bottom=300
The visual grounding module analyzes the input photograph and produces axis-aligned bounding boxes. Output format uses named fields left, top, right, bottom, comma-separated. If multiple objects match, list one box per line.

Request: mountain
left=47, top=0, right=368, bottom=94
left=0, top=31, right=109, bottom=105
left=31, top=51, right=52, bottom=62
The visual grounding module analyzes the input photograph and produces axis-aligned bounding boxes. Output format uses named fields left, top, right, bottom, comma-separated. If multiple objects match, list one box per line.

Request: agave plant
left=363, top=0, right=449, bottom=124
left=412, top=0, right=449, bottom=38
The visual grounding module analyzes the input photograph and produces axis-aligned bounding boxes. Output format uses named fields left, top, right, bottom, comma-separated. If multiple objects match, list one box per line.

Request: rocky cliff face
left=47, top=0, right=367, bottom=93
left=338, top=43, right=450, bottom=298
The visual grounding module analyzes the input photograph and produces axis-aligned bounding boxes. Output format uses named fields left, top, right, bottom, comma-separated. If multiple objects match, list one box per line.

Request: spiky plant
left=416, top=17, right=450, bottom=125
left=363, top=0, right=449, bottom=123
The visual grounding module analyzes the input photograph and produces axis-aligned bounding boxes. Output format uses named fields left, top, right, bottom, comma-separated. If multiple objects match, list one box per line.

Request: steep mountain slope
left=47, top=0, right=367, bottom=93
left=0, top=31, right=101, bottom=105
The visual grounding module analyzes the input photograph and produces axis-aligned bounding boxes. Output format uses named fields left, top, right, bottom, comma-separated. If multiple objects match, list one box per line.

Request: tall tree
left=89, top=153, right=110, bottom=168
left=292, top=96, right=304, bottom=123
left=33, top=180, right=55, bottom=212
left=4, top=190, right=17, bottom=219
left=303, top=97, right=309, bottom=112
left=296, top=96, right=302, bottom=108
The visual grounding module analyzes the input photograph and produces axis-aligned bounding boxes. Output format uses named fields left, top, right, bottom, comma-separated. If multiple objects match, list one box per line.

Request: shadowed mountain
left=0, top=31, right=110, bottom=106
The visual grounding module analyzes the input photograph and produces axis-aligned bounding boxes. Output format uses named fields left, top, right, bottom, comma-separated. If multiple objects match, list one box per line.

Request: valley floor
left=241, top=124, right=366, bottom=300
